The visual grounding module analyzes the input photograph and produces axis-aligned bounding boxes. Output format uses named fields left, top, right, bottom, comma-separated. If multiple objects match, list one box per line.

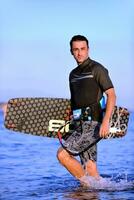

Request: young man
left=57, top=35, right=116, bottom=185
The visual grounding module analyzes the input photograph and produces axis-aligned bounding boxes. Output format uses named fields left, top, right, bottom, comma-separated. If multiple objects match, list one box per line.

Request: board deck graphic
left=4, top=98, right=71, bottom=138
left=4, top=97, right=130, bottom=139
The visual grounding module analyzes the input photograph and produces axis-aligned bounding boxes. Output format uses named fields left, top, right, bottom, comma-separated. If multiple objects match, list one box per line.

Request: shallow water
left=0, top=111, right=134, bottom=200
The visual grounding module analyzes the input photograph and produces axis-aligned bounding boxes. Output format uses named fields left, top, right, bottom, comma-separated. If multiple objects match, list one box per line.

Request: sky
left=0, top=0, right=134, bottom=111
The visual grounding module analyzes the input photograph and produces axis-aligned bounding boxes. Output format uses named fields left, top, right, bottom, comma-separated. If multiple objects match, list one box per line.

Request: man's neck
left=77, top=57, right=89, bottom=66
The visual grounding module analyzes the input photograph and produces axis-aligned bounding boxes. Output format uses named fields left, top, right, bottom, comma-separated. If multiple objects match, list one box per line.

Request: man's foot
left=79, top=175, right=90, bottom=186
left=79, top=175, right=102, bottom=187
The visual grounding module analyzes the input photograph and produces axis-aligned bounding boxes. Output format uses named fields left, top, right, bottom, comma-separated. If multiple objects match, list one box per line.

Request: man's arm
left=99, top=88, right=116, bottom=138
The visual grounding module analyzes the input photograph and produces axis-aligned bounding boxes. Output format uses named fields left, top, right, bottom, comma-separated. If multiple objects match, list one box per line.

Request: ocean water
left=0, top=111, right=134, bottom=200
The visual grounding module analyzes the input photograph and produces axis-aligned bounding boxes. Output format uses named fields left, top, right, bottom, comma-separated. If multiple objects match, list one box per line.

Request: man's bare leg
left=57, top=147, right=85, bottom=179
left=57, top=147, right=100, bottom=182
left=85, top=160, right=100, bottom=178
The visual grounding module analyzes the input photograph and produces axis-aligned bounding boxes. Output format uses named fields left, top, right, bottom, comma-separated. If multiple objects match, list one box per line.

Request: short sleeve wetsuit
left=69, top=57, right=114, bottom=122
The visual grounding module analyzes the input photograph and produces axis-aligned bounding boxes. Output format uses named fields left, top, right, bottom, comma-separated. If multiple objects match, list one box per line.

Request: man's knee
left=57, top=147, right=70, bottom=164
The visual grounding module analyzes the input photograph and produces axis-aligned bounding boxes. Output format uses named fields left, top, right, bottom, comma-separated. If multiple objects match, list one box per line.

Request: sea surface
left=0, top=110, right=134, bottom=200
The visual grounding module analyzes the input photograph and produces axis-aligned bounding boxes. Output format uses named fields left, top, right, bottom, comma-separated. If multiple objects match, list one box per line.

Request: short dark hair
left=70, top=35, right=89, bottom=52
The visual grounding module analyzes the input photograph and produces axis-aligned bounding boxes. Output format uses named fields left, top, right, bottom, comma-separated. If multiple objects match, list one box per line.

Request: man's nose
left=78, top=49, right=82, bottom=55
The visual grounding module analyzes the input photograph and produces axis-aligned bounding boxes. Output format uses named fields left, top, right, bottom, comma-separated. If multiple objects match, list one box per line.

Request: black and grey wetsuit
left=69, top=57, right=114, bottom=122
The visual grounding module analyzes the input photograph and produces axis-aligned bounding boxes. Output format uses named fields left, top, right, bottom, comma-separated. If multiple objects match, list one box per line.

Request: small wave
left=80, top=173, right=134, bottom=191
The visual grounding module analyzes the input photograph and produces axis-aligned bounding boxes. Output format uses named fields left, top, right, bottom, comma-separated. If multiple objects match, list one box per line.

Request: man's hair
left=70, top=35, right=89, bottom=52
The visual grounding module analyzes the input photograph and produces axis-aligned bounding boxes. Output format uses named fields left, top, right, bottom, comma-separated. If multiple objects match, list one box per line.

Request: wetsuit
left=69, top=57, right=114, bottom=122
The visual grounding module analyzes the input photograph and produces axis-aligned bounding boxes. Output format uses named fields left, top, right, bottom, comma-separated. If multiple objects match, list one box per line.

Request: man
left=57, top=35, right=116, bottom=185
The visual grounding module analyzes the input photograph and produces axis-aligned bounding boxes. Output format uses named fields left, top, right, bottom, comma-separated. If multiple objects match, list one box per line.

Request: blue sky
left=1, top=0, right=134, bottom=111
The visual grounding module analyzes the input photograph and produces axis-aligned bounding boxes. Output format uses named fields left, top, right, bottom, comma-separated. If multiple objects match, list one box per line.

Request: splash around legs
left=57, top=147, right=100, bottom=186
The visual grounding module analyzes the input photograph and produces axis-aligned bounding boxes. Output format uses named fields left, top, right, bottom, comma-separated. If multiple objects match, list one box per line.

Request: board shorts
left=63, top=120, right=101, bottom=167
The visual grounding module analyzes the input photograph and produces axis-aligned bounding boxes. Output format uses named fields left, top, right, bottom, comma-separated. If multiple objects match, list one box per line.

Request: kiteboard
left=4, top=97, right=130, bottom=140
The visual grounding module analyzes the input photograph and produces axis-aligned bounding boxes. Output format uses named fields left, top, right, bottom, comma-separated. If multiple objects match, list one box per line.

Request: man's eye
left=73, top=49, right=77, bottom=52
left=81, top=47, right=86, bottom=50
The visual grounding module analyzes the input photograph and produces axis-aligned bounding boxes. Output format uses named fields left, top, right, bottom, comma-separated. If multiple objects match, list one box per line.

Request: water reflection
left=65, top=188, right=100, bottom=200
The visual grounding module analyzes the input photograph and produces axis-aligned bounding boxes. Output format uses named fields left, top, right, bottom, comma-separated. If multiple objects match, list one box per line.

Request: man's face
left=71, top=41, right=89, bottom=64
